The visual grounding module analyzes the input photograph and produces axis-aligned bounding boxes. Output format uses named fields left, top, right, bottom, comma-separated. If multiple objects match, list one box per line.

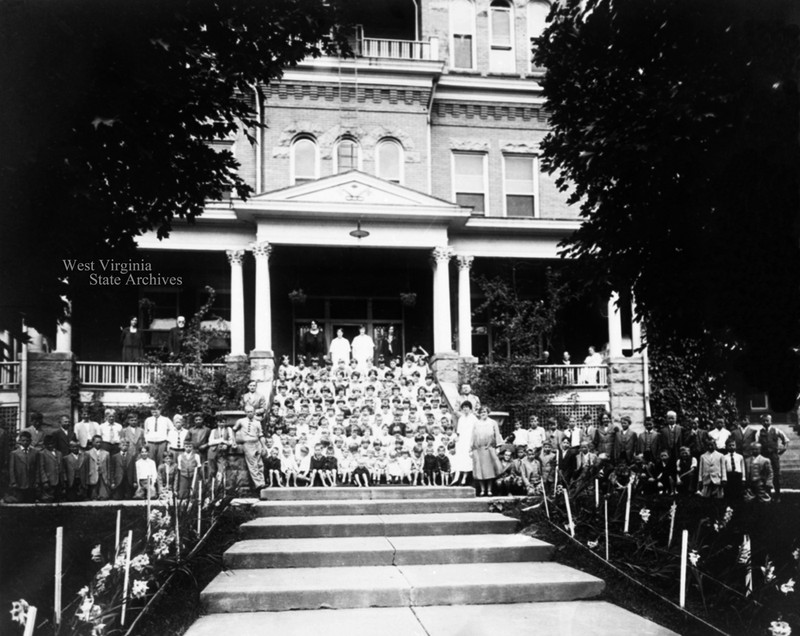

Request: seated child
left=675, top=446, right=697, bottom=495
left=495, top=449, right=521, bottom=495
left=307, top=444, right=330, bottom=487
left=410, top=447, right=424, bottom=485
left=436, top=445, right=451, bottom=486
left=280, top=447, right=298, bottom=487
left=520, top=447, right=542, bottom=495
left=423, top=443, right=438, bottom=485
left=352, top=455, right=371, bottom=487
left=296, top=445, right=311, bottom=485
left=386, top=450, right=403, bottom=484
left=324, top=446, right=338, bottom=487
left=264, top=447, right=283, bottom=487
left=398, top=449, right=413, bottom=485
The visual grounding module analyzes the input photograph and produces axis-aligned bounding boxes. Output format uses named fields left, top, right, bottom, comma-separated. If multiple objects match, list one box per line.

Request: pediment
left=251, top=171, right=462, bottom=211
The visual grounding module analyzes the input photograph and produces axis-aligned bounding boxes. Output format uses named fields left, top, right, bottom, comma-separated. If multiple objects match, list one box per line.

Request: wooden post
left=54, top=527, right=63, bottom=626
left=623, top=482, right=632, bottom=533
left=553, top=453, right=559, bottom=496
left=191, top=466, right=199, bottom=495
left=120, top=530, right=133, bottom=626
left=668, top=501, right=676, bottom=548
left=594, top=479, right=599, bottom=508
left=211, top=477, right=216, bottom=499
left=563, top=489, right=575, bottom=538
left=115, top=509, right=121, bottom=556
left=23, top=606, right=37, bottom=636
left=679, top=530, right=689, bottom=608
left=146, top=477, right=152, bottom=540
left=542, top=484, right=550, bottom=519
left=197, top=481, right=203, bottom=535
left=175, top=497, right=180, bottom=559
left=604, top=499, right=609, bottom=561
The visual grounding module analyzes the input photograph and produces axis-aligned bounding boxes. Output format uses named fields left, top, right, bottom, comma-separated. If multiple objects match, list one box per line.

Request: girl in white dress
left=329, top=328, right=351, bottom=366
left=451, top=400, right=478, bottom=485
left=351, top=325, right=375, bottom=372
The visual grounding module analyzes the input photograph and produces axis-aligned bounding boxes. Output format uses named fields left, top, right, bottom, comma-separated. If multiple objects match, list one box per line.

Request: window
left=490, top=0, right=515, bottom=73
left=376, top=139, right=403, bottom=183
left=291, top=137, right=318, bottom=184
left=504, top=155, right=538, bottom=217
left=450, top=0, right=476, bottom=70
left=528, top=1, right=549, bottom=71
left=453, top=152, right=486, bottom=215
left=749, top=393, right=769, bottom=411
left=335, top=137, right=360, bottom=173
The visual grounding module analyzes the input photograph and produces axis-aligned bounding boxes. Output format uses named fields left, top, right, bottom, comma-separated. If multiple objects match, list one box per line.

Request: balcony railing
left=360, top=37, right=439, bottom=61
left=533, top=365, right=608, bottom=388
left=0, top=362, right=20, bottom=387
left=77, top=362, right=226, bottom=388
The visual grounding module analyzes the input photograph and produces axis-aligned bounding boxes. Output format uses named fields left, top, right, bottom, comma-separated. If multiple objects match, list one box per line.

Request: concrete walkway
left=185, top=486, right=679, bottom=636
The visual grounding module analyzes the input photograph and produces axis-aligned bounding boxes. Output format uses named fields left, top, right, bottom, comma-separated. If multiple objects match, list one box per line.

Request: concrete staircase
left=185, top=487, right=678, bottom=636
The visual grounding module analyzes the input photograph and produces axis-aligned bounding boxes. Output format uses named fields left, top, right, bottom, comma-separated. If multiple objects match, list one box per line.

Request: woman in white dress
left=451, top=400, right=477, bottom=485
left=329, top=328, right=351, bottom=366
left=580, top=346, right=604, bottom=384
left=351, top=325, right=375, bottom=372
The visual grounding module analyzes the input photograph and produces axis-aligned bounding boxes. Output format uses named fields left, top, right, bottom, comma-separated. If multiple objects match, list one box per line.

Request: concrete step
left=186, top=602, right=680, bottom=636
left=240, top=512, right=517, bottom=539
left=200, top=562, right=605, bottom=613
left=224, top=534, right=553, bottom=569
left=259, top=486, right=475, bottom=501
left=252, top=497, right=494, bottom=517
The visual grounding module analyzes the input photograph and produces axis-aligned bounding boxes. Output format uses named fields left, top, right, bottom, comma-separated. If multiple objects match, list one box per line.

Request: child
left=86, top=435, right=111, bottom=501
left=398, top=449, right=413, bottom=484
left=176, top=441, right=201, bottom=499
left=675, top=446, right=697, bottom=495
left=40, top=435, right=65, bottom=503
left=371, top=447, right=387, bottom=485
left=281, top=447, right=298, bottom=487
left=63, top=440, right=88, bottom=502
left=539, top=441, right=557, bottom=491
left=323, top=446, right=338, bottom=487
left=653, top=450, right=676, bottom=495
left=697, top=439, right=726, bottom=498
left=520, top=447, right=543, bottom=496
left=745, top=442, right=773, bottom=502
left=423, top=444, right=438, bottom=485
left=723, top=439, right=744, bottom=499
left=386, top=450, right=402, bottom=484
left=264, top=447, right=283, bottom=487
left=512, top=419, right=529, bottom=453
left=158, top=451, right=177, bottom=498
left=352, top=455, right=371, bottom=487
left=307, top=444, right=329, bottom=487
left=436, top=445, right=452, bottom=486
left=340, top=444, right=358, bottom=484
left=296, top=445, right=311, bottom=485
left=494, top=449, right=520, bottom=495
left=410, top=447, right=424, bottom=485
left=134, top=447, right=159, bottom=499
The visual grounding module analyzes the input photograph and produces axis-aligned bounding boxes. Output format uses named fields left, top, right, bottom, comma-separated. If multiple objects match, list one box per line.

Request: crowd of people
left=0, top=343, right=792, bottom=505
left=497, top=410, right=790, bottom=504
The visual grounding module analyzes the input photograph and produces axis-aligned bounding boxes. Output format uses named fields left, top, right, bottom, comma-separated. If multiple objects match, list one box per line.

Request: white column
left=252, top=242, right=273, bottom=353
left=607, top=292, right=623, bottom=358
left=456, top=255, right=474, bottom=357
left=55, top=295, right=72, bottom=353
left=630, top=294, right=643, bottom=352
left=227, top=249, right=246, bottom=356
left=432, top=247, right=454, bottom=353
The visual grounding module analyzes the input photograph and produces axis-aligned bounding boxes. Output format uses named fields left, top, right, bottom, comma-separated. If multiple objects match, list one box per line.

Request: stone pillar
left=608, top=356, right=647, bottom=431
left=431, top=246, right=453, bottom=354
left=227, top=249, right=246, bottom=356
left=55, top=319, right=72, bottom=353
left=251, top=242, right=273, bottom=354
left=456, top=255, right=473, bottom=357
left=27, top=352, right=75, bottom=426
left=607, top=292, right=623, bottom=358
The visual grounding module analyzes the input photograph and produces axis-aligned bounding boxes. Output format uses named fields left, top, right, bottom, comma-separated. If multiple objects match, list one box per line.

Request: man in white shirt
left=99, top=409, right=122, bottom=454
left=167, top=414, right=190, bottom=455
left=134, top=447, right=159, bottom=499
left=73, top=407, right=101, bottom=450
left=527, top=416, right=546, bottom=451
left=144, top=407, right=173, bottom=466
left=708, top=418, right=732, bottom=451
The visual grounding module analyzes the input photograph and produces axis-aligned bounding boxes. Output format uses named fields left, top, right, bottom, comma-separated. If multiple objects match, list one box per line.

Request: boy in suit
left=86, top=435, right=111, bottom=500
left=40, top=434, right=65, bottom=502
left=158, top=452, right=177, bottom=498
left=8, top=431, right=42, bottom=503
left=134, top=446, right=159, bottom=499
left=111, top=439, right=137, bottom=499
left=63, top=440, right=88, bottom=501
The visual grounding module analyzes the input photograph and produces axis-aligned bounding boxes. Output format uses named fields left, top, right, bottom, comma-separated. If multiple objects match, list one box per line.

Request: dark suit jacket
left=63, top=452, right=89, bottom=488
left=167, top=326, right=184, bottom=356
left=40, top=449, right=65, bottom=486
left=9, top=447, right=43, bottom=489
left=658, top=425, right=684, bottom=459
left=111, top=451, right=137, bottom=495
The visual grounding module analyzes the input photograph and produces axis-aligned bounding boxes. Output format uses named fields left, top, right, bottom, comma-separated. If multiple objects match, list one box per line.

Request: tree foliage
left=536, top=0, right=800, bottom=409
left=0, top=0, right=347, bottom=336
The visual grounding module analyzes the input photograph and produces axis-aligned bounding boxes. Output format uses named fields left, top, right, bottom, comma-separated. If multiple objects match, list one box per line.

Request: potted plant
left=288, top=289, right=307, bottom=305
left=399, top=292, right=417, bottom=307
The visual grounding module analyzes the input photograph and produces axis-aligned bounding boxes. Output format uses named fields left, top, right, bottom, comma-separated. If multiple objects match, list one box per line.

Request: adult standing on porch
left=120, top=315, right=144, bottom=362
left=300, top=321, right=326, bottom=365
left=167, top=316, right=186, bottom=359
left=379, top=325, right=399, bottom=362
left=471, top=406, right=504, bottom=497
left=451, top=400, right=477, bottom=485
left=329, top=328, right=351, bottom=366
left=351, top=325, right=375, bottom=372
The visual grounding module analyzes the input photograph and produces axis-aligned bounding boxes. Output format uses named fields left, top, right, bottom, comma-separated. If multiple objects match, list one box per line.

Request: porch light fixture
left=349, top=220, right=370, bottom=239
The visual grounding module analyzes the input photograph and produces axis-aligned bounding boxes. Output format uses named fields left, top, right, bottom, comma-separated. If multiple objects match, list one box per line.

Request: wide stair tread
left=252, top=497, right=495, bottom=516
left=224, top=533, right=553, bottom=568
left=200, top=562, right=605, bottom=612
left=260, top=486, right=476, bottom=500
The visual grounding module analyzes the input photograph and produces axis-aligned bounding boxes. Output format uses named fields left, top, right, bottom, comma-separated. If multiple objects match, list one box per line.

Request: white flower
left=91, top=544, right=103, bottom=562
left=92, top=623, right=106, bottom=636
left=96, top=564, right=112, bottom=582
left=780, top=579, right=795, bottom=595
left=688, top=550, right=700, bottom=567
left=10, top=599, right=29, bottom=625
left=762, top=560, right=776, bottom=583
left=131, top=554, right=150, bottom=573
left=587, top=540, right=599, bottom=549
left=114, top=553, right=126, bottom=570
left=769, top=620, right=792, bottom=636
left=722, top=507, right=733, bottom=525
left=75, top=597, right=95, bottom=622
left=639, top=508, right=651, bottom=524
left=793, top=548, right=800, bottom=562
left=78, top=586, right=90, bottom=599
left=131, top=579, right=149, bottom=599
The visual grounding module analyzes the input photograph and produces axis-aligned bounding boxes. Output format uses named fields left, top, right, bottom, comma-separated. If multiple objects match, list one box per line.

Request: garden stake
left=553, top=452, right=559, bottom=496
left=120, top=530, right=133, bottom=626
left=211, top=476, right=216, bottom=499
left=191, top=466, right=199, bottom=496
left=594, top=478, right=599, bottom=508
left=146, top=478, right=152, bottom=539
left=563, top=489, right=575, bottom=537
left=668, top=500, right=676, bottom=548
left=23, top=605, right=37, bottom=636
left=115, top=509, right=121, bottom=556
left=604, top=499, right=609, bottom=561
left=175, top=496, right=180, bottom=560
left=680, top=529, right=688, bottom=608
left=197, top=480, right=203, bottom=535
left=54, top=526, right=62, bottom=627
left=624, top=482, right=631, bottom=533
left=743, top=534, right=753, bottom=596
left=543, top=486, right=550, bottom=519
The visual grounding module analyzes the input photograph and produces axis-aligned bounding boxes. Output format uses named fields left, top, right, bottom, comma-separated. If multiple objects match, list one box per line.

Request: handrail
left=76, top=362, right=226, bottom=387
left=477, top=364, right=609, bottom=388
left=361, top=37, right=432, bottom=60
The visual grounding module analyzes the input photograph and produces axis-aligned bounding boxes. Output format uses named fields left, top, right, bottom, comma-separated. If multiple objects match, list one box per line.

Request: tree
left=0, top=0, right=347, bottom=338
left=536, top=0, right=800, bottom=410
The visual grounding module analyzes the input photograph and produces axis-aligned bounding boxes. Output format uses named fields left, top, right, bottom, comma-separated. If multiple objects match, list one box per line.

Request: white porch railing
left=77, top=362, right=226, bottom=387
left=533, top=365, right=608, bottom=388
left=0, top=362, right=20, bottom=387
left=361, top=37, right=437, bottom=61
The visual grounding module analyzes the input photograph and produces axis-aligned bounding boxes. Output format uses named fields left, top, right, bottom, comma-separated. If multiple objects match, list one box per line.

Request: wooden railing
left=77, top=362, right=226, bottom=387
left=361, top=37, right=437, bottom=61
left=533, top=365, right=608, bottom=388
left=0, top=362, right=20, bottom=387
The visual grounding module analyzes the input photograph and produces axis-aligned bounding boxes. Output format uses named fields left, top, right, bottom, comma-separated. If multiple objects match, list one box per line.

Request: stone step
left=224, top=534, right=553, bottom=569
left=200, top=562, right=605, bottom=613
left=240, top=512, right=517, bottom=539
left=252, top=497, right=494, bottom=517
left=259, top=486, right=476, bottom=501
left=186, top=602, right=680, bottom=636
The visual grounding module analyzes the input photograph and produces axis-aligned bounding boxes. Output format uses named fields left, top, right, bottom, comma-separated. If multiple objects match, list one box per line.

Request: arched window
left=376, top=139, right=403, bottom=184
left=528, top=1, right=549, bottom=71
left=490, top=0, right=515, bottom=73
left=450, top=0, right=476, bottom=70
left=335, top=137, right=361, bottom=173
left=291, top=137, right=318, bottom=185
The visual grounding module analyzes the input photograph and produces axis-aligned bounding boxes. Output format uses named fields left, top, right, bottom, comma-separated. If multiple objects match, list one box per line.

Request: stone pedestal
left=249, top=350, right=274, bottom=396
left=430, top=352, right=460, bottom=385
left=608, top=356, right=647, bottom=432
left=27, top=352, right=75, bottom=425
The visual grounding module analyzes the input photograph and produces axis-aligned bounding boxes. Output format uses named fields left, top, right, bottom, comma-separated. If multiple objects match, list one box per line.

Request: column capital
left=431, top=246, right=454, bottom=264
left=226, top=249, right=246, bottom=266
left=456, top=255, right=474, bottom=271
left=251, top=242, right=272, bottom=259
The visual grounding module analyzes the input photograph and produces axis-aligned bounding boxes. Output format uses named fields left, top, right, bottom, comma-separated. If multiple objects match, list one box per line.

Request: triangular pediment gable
left=251, top=171, right=462, bottom=211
